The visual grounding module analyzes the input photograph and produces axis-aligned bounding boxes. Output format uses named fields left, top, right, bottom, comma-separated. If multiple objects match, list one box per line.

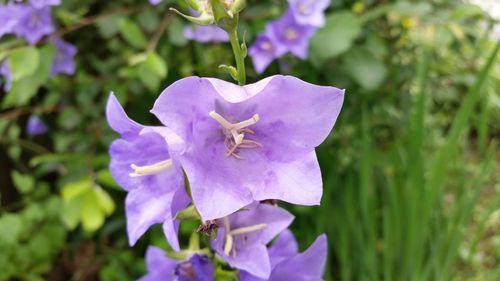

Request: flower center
left=297, top=1, right=314, bottom=15
left=222, top=217, right=267, bottom=258
left=176, top=262, right=197, bottom=280
left=129, top=159, right=173, bottom=177
left=261, top=41, right=273, bottom=51
left=209, top=110, right=262, bottom=159
left=285, top=27, right=298, bottom=41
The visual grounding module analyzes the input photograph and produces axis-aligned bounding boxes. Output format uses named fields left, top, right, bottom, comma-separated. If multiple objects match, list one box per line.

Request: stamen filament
left=232, top=114, right=260, bottom=130
left=209, top=110, right=262, bottom=159
left=209, top=111, right=233, bottom=130
left=229, top=224, right=267, bottom=236
left=129, top=159, right=173, bottom=177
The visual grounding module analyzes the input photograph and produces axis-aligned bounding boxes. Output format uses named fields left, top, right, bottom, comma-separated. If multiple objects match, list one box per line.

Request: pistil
left=209, top=110, right=262, bottom=159
left=129, top=159, right=173, bottom=177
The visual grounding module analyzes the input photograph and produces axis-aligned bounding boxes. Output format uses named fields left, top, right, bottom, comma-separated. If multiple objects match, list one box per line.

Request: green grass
left=298, top=41, right=500, bottom=281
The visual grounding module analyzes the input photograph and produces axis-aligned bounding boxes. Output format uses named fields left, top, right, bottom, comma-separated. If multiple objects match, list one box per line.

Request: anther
left=129, top=159, right=173, bottom=177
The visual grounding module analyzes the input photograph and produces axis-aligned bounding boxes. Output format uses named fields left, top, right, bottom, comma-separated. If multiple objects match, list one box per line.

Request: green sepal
left=169, top=7, right=214, bottom=25
left=219, top=64, right=239, bottom=82
left=175, top=204, right=201, bottom=221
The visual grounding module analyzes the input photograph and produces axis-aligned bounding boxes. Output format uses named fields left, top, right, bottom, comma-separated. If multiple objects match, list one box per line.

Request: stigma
left=209, top=110, right=262, bottom=159
left=129, top=159, right=173, bottom=177
left=222, top=217, right=267, bottom=257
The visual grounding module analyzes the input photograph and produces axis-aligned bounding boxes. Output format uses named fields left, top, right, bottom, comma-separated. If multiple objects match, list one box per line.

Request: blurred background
left=0, top=0, right=499, bottom=280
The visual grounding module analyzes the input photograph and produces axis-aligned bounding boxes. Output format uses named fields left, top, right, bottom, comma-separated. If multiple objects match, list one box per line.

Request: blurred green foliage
left=0, top=0, right=499, bottom=280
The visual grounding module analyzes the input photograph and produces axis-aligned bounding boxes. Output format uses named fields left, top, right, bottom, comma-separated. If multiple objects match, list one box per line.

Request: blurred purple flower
left=267, top=10, right=316, bottom=59
left=184, top=25, right=229, bottom=43
left=26, top=115, right=48, bottom=136
left=106, top=93, right=190, bottom=251
left=139, top=247, right=214, bottom=281
left=0, top=62, right=12, bottom=92
left=288, top=0, right=330, bottom=27
left=14, top=6, right=55, bottom=44
left=240, top=230, right=328, bottom=281
left=151, top=76, right=344, bottom=220
left=249, top=32, right=279, bottom=74
left=50, top=37, right=77, bottom=76
left=30, top=0, right=61, bottom=9
left=149, top=0, right=162, bottom=5
left=0, top=3, right=21, bottom=38
left=211, top=202, right=294, bottom=279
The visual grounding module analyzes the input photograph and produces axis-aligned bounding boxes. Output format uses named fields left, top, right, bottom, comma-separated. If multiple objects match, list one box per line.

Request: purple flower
left=184, top=25, right=229, bottom=43
left=240, top=230, right=328, bottom=281
left=139, top=246, right=214, bottom=281
left=14, top=6, right=55, bottom=45
left=211, top=202, right=294, bottom=279
left=249, top=32, right=279, bottom=74
left=0, top=62, right=12, bottom=92
left=288, top=0, right=330, bottom=27
left=267, top=10, right=316, bottom=59
left=50, top=37, right=77, bottom=76
left=149, top=0, right=162, bottom=5
left=0, top=3, right=21, bottom=38
left=106, top=93, right=190, bottom=251
left=151, top=75, right=344, bottom=220
left=29, top=0, right=61, bottom=9
left=26, top=115, right=48, bottom=136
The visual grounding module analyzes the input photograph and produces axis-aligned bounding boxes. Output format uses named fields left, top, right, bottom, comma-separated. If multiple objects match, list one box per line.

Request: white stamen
left=129, top=159, right=173, bottom=177
left=222, top=215, right=267, bottom=257
left=229, top=224, right=267, bottom=236
left=285, top=28, right=298, bottom=40
left=209, top=110, right=262, bottom=159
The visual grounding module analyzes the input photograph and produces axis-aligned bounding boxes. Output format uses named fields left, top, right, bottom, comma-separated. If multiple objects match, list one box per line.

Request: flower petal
left=270, top=234, right=328, bottom=280
left=106, top=93, right=142, bottom=136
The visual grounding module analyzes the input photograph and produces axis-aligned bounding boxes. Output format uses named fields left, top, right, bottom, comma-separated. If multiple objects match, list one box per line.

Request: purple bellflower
left=211, top=202, right=294, bottom=279
left=267, top=10, right=316, bottom=59
left=29, top=0, right=61, bottom=9
left=288, top=0, right=330, bottom=27
left=0, top=62, right=12, bottom=92
left=139, top=246, right=214, bottom=281
left=151, top=75, right=344, bottom=220
left=26, top=115, right=48, bottom=136
left=184, top=25, right=229, bottom=43
left=240, top=230, right=328, bottom=281
left=0, top=3, right=21, bottom=38
left=248, top=32, right=279, bottom=74
left=50, top=37, right=77, bottom=76
left=14, top=5, right=55, bottom=45
left=106, top=93, right=190, bottom=251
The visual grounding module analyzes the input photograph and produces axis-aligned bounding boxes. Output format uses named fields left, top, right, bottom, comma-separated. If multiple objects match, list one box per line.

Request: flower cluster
left=107, top=74, right=344, bottom=279
left=0, top=0, right=77, bottom=91
left=249, top=0, right=330, bottom=73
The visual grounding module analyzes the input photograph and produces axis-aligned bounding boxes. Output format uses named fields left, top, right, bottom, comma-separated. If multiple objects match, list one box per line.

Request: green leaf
left=144, top=52, right=168, bottom=78
left=94, top=186, right=115, bottom=216
left=61, top=196, right=84, bottom=230
left=8, top=46, right=40, bottom=81
left=0, top=214, right=22, bottom=245
left=11, top=171, right=34, bottom=194
left=3, top=44, right=54, bottom=107
left=342, top=48, right=387, bottom=91
left=80, top=189, right=105, bottom=232
left=61, top=179, right=92, bottom=201
left=119, top=18, right=148, bottom=49
left=169, top=17, right=188, bottom=46
left=310, top=12, right=362, bottom=66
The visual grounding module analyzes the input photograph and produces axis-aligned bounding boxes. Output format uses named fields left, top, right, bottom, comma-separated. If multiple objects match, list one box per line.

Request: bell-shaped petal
left=151, top=76, right=344, bottom=220
left=240, top=232, right=328, bottom=281
left=106, top=93, right=189, bottom=250
left=211, top=203, right=294, bottom=279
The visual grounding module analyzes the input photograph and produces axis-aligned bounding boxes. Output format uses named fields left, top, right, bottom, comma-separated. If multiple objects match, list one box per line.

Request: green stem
left=227, top=17, right=246, bottom=85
